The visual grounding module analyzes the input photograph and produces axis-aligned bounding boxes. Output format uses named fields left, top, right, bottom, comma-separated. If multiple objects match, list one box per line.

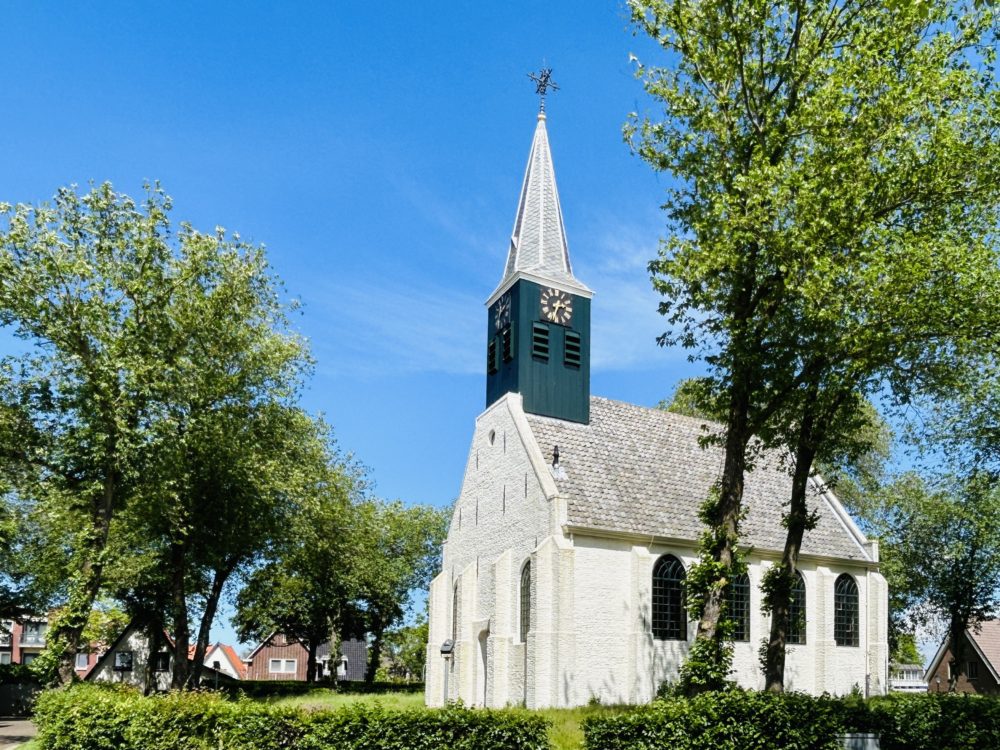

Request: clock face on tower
left=494, top=293, right=512, bottom=331
left=540, top=288, right=573, bottom=325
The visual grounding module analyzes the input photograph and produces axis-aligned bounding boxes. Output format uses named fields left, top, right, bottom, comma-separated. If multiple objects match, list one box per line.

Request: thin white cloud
left=310, top=278, right=483, bottom=377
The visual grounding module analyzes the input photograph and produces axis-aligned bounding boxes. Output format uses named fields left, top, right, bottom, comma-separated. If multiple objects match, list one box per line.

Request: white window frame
left=268, top=658, right=297, bottom=674
left=0, top=652, right=10, bottom=665
left=75, top=652, right=89, bottom=670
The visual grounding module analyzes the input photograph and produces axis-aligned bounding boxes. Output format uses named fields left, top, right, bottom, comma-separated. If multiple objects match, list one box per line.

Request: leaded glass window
left=652, top=555, right=686, bottom=640
left=520, top=561, right=531, bottom=642
left=787, top=571, right=807, bottom=645
left=727, top=572, right=750, bottom=642
left=834, top=574, right=859, bottom=647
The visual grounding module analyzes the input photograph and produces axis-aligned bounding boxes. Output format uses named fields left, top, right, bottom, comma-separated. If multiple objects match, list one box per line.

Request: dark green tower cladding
left=485, top=108, right=592, bottom=424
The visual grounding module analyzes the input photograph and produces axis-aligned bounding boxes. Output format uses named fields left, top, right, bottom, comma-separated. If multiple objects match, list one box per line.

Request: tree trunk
left=169, top=541, right=190, bottom=690
left=51, top=474, right=116, bottom=685
left=306, top=640, right=319, bottom=683
left=948, top=616, right=968, bottom=692
left=190, top=562, right=233, bottom=687
left=764, top=407, right=818, bottom=692
left=690, top=376, right=751, bottom=690
left=144, top=619, right=164, bottom=696
left=366, top=627, right=384, bottom=685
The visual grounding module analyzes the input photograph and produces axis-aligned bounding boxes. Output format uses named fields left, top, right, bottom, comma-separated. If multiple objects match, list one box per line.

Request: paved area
left=0, top=719, right=36, bottom=749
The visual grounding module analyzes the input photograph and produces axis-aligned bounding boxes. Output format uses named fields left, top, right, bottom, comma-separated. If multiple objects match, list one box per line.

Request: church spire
left=489, top=95, right=592, bottom=304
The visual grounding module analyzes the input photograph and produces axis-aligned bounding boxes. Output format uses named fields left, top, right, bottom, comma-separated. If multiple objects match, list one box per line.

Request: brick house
left=244, top=633, right=367, bottom=682
left=925, top=620, right=1000, bottom=694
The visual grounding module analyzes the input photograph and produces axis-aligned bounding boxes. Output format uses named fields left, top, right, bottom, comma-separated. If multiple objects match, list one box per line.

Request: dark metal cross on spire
left=528, top=67, right=559, bottom=113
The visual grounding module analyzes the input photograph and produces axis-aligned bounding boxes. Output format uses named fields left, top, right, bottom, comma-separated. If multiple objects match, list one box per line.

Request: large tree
left=628, top=0, right=1000, bottom=691
left=348, top=500, right=447, bottom=684
left=875, top=473, right=1000, bottom=691
left=0, top=183, right=308, bottom=683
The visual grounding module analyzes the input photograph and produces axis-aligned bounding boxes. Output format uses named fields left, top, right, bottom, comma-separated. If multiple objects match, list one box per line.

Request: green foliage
left=628, top=0, right=1000, bottom=691
left=584, top=691, right=1000, bottom=750
left=33, top=683, right=550, bottom=750
left=0, top=662, right=40, bottom=684
left=891, top=633, right=922, bottom=666
left=657, top=378, right=721, bottom=422
left=384, top=615, right=430, bottom=680
left=583, top=690, right=846, bottom=750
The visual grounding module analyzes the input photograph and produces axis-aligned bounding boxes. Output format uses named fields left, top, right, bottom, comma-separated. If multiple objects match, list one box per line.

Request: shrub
left=866, top=693, right=1000, bottom=750
left=583, top=689, right=847, bottom=750
left=33, top=683, right=549, bottom=750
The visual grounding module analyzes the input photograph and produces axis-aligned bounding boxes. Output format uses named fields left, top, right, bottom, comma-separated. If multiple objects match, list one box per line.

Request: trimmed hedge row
left=582, top=690, right=1000, bottom=750
left=33, top=683, right=550, bottom=750
left=583, top=690, right=848, bottom=750
left=227, top=679, right=425, bottom=699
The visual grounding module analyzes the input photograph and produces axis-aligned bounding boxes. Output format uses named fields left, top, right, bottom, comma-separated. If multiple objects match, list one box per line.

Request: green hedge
left=583, top=690, right=1000, bottom=750
left=227, top=679, right=425, bottom=699
left=583, top=690, right=848, bottom=750
left=33, top=683, right=550, bottom=750
left=866, top=693, right=1000, bottom=750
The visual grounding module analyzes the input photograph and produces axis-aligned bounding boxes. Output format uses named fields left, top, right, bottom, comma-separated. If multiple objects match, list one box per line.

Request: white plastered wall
left=88, top=625, right=171, bottom=693
left=425, top=394, right=561, bottom=707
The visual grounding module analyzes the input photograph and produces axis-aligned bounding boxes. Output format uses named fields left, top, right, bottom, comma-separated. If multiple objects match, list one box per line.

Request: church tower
left=484, top=102, right=592, bottom=424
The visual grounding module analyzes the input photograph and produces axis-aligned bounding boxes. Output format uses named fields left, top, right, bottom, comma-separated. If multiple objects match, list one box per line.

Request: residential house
left=889, top=663, right=927, bottom=692
left=1, top=616, right=103, bottom=678
left=925, top=620, right=1000, bottom=694
left=244, top=633, right=367, bottom=682
left=87, top=620, right=234, bottom=692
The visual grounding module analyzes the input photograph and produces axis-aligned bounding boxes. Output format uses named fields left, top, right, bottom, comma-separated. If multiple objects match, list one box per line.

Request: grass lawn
left=267, top=691, right=631, bottom=750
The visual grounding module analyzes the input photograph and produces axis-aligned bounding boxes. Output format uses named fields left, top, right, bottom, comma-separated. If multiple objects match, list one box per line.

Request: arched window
left=652, top=555, right=686, bottom=640
left=519, top=561, right=531, bottom=643
left=834, top=574, right=859, bottom=647
left=727, top=572, right=750, bottom=642
left=787, top=571, right=806, bottom=645
left=452, top=582, right=459, bottom=643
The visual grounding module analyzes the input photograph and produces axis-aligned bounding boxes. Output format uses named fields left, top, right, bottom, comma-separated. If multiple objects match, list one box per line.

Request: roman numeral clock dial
left=540, top=288, right=572, bottom=325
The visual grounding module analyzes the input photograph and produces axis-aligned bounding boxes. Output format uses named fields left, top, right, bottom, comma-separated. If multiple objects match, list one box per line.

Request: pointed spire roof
left=489, top=112, right=592, bottom=304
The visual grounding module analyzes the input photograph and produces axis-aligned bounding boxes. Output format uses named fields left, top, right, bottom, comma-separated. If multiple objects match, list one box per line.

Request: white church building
left=424, top=103, right=889, bottom=709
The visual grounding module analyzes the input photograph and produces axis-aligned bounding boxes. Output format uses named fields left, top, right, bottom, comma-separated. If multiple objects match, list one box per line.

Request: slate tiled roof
left=525, top=396, right=871, bottom=562
left=493, top=113, right=591, bottom=299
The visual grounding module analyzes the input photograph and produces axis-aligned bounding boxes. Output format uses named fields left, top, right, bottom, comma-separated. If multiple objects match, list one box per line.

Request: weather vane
left=527, top=67, right=559, bottom=113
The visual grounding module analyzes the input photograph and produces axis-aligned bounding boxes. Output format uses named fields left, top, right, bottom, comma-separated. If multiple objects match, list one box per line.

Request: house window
left=564, top=331, right=581, bottom=368
left=787, top=571, right=807, bottom=645
left=0, top=653, right=10, bottom=665
left=727, top=572, right=750, bottom=642
left=501, top=328, right=513, bottom=362
left=74, top=652, right=89, bottom=670
left=22, top=653, right=37, bottom=665
left=154, top=653, right=171, bottom=672
left=652, top=555, right=687, bottom=641
left=968, top=661, right=979, bottom=680
left=531, top=323, right=549, bottom=360
left=268, top=658, right=297, bottom=674
left=487, top=339, right=498, bottom=375
left=520, top=561, right=531, bottom=643
left=114, top=651, right=134, bottom=671
left=834, top=574, right=859, bottom=647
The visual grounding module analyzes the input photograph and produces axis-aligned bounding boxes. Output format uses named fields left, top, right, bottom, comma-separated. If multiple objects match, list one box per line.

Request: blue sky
left=1, top=2, right=703, bottom=643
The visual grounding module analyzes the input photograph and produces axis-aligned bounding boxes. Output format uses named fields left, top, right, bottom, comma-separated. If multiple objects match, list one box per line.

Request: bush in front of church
left=582, top=689, right=1000, bottom=750
left=33, top=682, right=551, bottom=750
left=582, top=689, right=848, bottom=749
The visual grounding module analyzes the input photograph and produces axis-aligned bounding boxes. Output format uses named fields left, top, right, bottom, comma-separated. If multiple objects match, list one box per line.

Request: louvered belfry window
left=787, top=572, right=807, bottom=645
left=834, top=574, right=859, bottom=647
left=727, top=572, right=751, bottom=642
left=652, top=555, right=687, bottom=640
left=531, top=323, right=549, bottom=360
left=487, top=339, right=498, bottom=374
left=564, top=331, right=581, bottom=368
left=501, top=327, right=513, bottom=362
left=520, top=561, right=531, bottom=642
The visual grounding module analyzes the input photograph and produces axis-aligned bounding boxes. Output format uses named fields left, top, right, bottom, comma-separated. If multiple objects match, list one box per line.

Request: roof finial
left=527, top=67, right=559, bottom=116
